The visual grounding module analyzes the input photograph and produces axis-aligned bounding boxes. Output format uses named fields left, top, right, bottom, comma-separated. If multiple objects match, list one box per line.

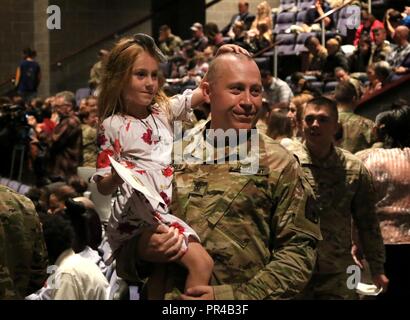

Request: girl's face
left=122, top=51, right=159, bottom=114
left=367, top=68, right=376, bottom=82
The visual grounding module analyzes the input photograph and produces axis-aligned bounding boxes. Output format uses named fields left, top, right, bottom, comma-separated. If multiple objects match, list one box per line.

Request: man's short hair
left=56, top=91, right=76, bottom=108
left=304, top=35, right=319, bottom=47
left=23, top=47, right=36, bottom=58
left=159, top=24, right=170, bottom=32
left=41, top=214, right=74, bottom=264
left=206, top=52, right=254, bottom=84
left=260, top=69, right=272, bottom=79
left=374, top=61, right=392, bottom=81
left=334, top=81, right=357, bottom=104
left=305, top=96, right=338, bottom=121
left=334, top=66, right=348, bottom=74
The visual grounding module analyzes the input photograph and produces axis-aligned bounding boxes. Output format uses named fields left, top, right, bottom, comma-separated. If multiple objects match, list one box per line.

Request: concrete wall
left=206, top=0, right=280, bottom=30
left=1, top=0, right=283, bottom=97
left=0, top=0, right=151, bottom=98
left=0, top=0, right=34, bottom=90
left=49, top=0, right=151, bottom=95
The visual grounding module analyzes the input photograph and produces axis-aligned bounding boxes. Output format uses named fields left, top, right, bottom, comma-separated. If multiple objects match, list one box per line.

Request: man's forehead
left=305, top=104, right=332, bottom=114
left=211, top=55, right=261, bottom=83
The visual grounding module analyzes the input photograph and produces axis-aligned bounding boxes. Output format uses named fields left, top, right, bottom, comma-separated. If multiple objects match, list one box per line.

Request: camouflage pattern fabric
left=292, top=143, right=385, bottom=299
left=81, top=124, right=97, bottom=168
left=337, top=110, right=376, bottom=154
left=89, top=60, right=103, bottom=88
left=159, top=35, right=183, bottom=58
left=116, top=122, right=322, bottom=300
left=0, top=185, right=48, bottom=299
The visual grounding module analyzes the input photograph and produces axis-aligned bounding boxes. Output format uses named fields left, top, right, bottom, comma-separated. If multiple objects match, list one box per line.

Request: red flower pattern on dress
left=96, top=149, right=114, bottom=168
left=159, top=191, right=171, bottom=206
left=169, top=222, right=185, bottom=234
left=113, top=138, right=121, bottom=154
left=162, top=166, right=173, bottom=177
left=136, top=170, right=146, bottom=174
left=141, top=128, right=153, bottom=145
left=124, top=161, right=136, bottom=169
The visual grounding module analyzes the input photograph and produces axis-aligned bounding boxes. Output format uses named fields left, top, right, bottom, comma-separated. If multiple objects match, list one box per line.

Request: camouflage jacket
left=0, top=185, right=48, bottom=299
left=337, top=110, right=376, bottom=154
left=81, top=124, right=97, bottom=168
left=291, top=143, right=385, bottom=276
left=116, top=122, right=322, bottom=300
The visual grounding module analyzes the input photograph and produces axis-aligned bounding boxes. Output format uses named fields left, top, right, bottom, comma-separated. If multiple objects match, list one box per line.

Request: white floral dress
left=93, top=90, right=199, bottom=254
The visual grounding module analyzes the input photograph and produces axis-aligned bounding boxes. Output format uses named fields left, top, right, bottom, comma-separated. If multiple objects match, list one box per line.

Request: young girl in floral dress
left=95, top=34, right=249, bottom=296
left=93, top=34, right=216, bottom=295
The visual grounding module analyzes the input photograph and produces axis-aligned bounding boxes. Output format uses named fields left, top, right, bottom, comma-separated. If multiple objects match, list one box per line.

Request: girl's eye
left=135, top=71, right=146, bottom=77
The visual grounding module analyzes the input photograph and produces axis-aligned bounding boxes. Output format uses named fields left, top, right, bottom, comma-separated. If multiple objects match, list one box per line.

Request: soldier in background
left=335, top=81, right=376, bottom=154
left=158, top=25, right=183, bottom=58
left=0, top=185, right=48, bottom=299
left=89, top=49, right=109, bottom=92
left=115, top=51, right=321, bottom=300
left=292, top=97, right=388, bottom=299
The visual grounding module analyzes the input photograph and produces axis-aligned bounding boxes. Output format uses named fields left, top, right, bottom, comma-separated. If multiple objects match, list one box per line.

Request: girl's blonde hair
left=98, top=34, right=170, bottom=122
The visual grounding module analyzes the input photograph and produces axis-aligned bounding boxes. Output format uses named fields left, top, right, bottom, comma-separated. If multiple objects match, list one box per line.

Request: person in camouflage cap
left=0, top=185, right=48, bottom=299
left=291, top=96, right=387, bottom=299
left=115, top=51, right=322, bottom=300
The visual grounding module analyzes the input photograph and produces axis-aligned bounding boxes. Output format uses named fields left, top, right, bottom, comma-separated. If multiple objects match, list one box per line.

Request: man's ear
left=201, top=81, right=211, bottom=104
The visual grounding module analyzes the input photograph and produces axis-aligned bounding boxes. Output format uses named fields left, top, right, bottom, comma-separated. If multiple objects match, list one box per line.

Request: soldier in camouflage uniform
left=334, top=81, right=377, bottom=154
left=291, top=96, right=387, bottom=299
left=79, top=107, right=98, bottom=168
left=115, top=52, right=322, bottom=299
left=0, top=185, right=48, bottom=299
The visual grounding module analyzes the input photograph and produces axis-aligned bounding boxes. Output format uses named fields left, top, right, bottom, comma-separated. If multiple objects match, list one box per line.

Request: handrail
left=206, top=0, right=223, bottom=8
left=314, top=0, right=356, bottom=45
left=356, top=73, right=410, bottom=109
left=252, top=40, right=283, bottom=58
left=0, top=0, right=224, bottom=93
left=314, top=0, right=355, bottom=24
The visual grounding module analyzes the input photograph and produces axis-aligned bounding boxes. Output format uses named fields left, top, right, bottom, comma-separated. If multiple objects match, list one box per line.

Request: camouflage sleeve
left=26, top=212, right=48, bottom=295
left=352, top=164, right=385, bottom=276
left=0, top=222, right=18, bottom=299
left=0, top=190, right=48, bottom=299
left=363, top=120, right=377, bottom=147
left=213, top=159, right=321, bottom=300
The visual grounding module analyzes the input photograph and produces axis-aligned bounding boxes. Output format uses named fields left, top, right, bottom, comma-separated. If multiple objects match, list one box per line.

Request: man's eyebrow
left=227, top=82, right=245, bottom=87
left=227, top=82, right=262, bottom=87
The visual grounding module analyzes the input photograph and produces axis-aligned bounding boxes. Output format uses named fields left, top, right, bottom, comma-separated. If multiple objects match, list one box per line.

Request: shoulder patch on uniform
left=305, top=196, right=319, bottom=224
left=189, top=179, right=208, bottom=196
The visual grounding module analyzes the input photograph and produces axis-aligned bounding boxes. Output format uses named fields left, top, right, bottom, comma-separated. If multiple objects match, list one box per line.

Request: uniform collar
left=182, top=119, right=260, bottom=169
left=300, top=142, right=343, bottom=168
